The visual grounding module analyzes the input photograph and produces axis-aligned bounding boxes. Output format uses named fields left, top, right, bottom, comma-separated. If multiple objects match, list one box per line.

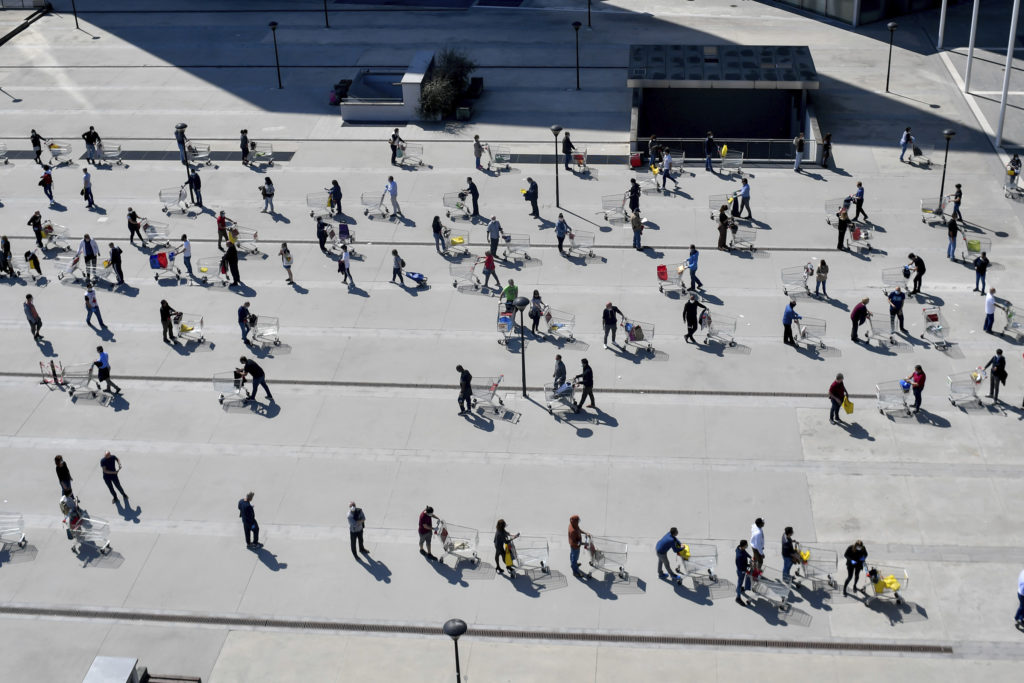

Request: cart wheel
left=659, top=285, right=663, bottom=292
left=548, top=407, right=553, bottom=414
left=219, top=395, right=225, bottom=405
left=154, top=274, right=159, bottom=281
left=274, top=340, right=281, bottom=347
left=364, top=209, right=369, bottom=216
left=268, top=161, right=274, bottom=167
left=525, top=254, right=531, bottom=260
left=19, top=538, right=27, bottom=548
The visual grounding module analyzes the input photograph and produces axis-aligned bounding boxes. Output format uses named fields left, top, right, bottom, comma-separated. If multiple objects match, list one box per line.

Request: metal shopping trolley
left=46, top=140, right=73, bottom=166
left=846, top=223, right=872, bottom=252
left=708, top=193, right=738, bottom=220
left=63, top=363, right=101, bottom=398
left=621, top=317, right=654, bottom=353
left=701, top=310, right=737, bottom=347
left=798, top=317, right=827, bottom=349
left=781, top=264, right=813, bottom=296
left=496, top=304, right=516, bottom=345
left=442, top=227, right=471, bottom=256
left=921, top=305, right=950, bottom=349
left=508, top=536, right=550, bottom=576
left=584, top=534, right=628, bottom=579
left=947, top=368, right=985, bottom=406
left=543, top=307, right=575, bottom=341
left=149, top=251, right=181, bottom=282
left=750, top=566, right=793, bottom=611
left=961, top=235, right=991, bottom=262
left=435, top=519, right=480, bottom=565
left=249, top=141, right=274, bottom=166
left=64, top=514, right=112, bottom=555
left=731, top=226, right=757, bottom=251
left=213, top=370, right=246, bottom=405
left=443, top=191, right=471, bottom=220
left=396, top=142, right=423, bottom=166
left=470, top=374, right=505, bottom=415
left=657, top=263, right=687, bottom=294
left=719, top=148, right=744, bottom=176
left=881, top=266, right=910, bottom=293
left=54, top=253, right=85, bottom=283
left=572, top=148, right=589, bottom=174
left=173, top=312, right=205, bottom=343
left=41, top=220, right=71, bottom=251
left=544, top=381, right=576, bottom=414
left=567, top=230, right=595, bottom=258
left=600, top=193, right=629, bottom=226
left=186, top=142, right=212, bottom=166
left=141, top=217, right=172, bottom=247
left=0, top=512, right=27, bottom=549
left=865, top=564, right=909, bottom=605
left=97, top=143, right=123, bottom=165
left=1001, top=301, right=1024, bottom=339
left=484, top=143, right=511, bottom=173
left=159, top=184, right=190, bottom=214
left=327, top=222, right=358, bottom=256
left=502, top=234, right=531, bottom=261
left=228, top=226, right=260, bottom=255
left=791, top=544, right=838, bottom=593
left=875, top=380, right=911, bottom=416
left=865, top=313, right=896, bottom=346
left=307, top=191, right=332, bottom=219
left=450, top=261, right=481, bottom=290
left=908, top=144, right=932, bottom=167
left=197, top=256, right=229, bottom=286
left=361, top=191, right=389, bottom=219
left=675, top=542, right=718, bottom=586
left=638, top=177, right=660, bottom=195
left=824, top=197, right=852, bottom=226
left=920, top=195, right=947, bottom=223
left=250, top=315, right=281, bottom=347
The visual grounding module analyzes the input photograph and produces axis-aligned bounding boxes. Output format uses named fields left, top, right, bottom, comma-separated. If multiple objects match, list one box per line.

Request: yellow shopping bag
left=180, top=324, right=194, bottom=334
left=882, top=574, right=901, bottom=591
left=678, top=544, right=690, bottom=560
left=842, top=397, right=854, bottom=415
left=967, top=239, right=981, bottom=252
left=721, top=144, right=728, bottom=157
left=799, top=549, right=810, bottom=562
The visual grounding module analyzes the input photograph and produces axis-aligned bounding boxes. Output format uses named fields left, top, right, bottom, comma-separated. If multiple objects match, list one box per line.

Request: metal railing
left=636, top=138, right=818, bottom=164
left=0, top=0, right=46, bottom=9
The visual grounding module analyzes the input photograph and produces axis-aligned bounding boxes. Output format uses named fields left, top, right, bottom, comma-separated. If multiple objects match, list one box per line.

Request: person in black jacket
left=30, top=129, right=44, bottom=164
left=457, top=365, right=473, bottom=415
left=240, top=129, right=250, bottom=165
left=974, top=251, right=989, bottom=292
left=628, top=178, right=641, bottom=214
left=127, top=208, right=143, bottom=246
left=735, top=539, right=751, bottom=605
left=188, top=168, right=203, bottom=207
left=81, top=126, right=101, bottom=165
left=683, top=293, right=708, bottom=344
left=238, top=492, right=261, bottom=548
left=159, top=300, right=178, bottom=344
left=573, top=358, right=595, bottom=413
left=836, top=206, right=851, bottom=250
left=907, top=253, right=926, bottom=295
left=55, top=454, right=73, bottom=493
left=602, top=302, right=623, bottom=349
left=223, top=241, right=241, bottom=286
left=562, top=131, right=576, bottom=171
left=781, top=526, right=798, bottom=582
left=239, top=356, right=273, bottom=403
left=524, top=177, right=539, bottom=218
left=843, top=540, right=868, bottom=597
left=493, top=519, right=519, bottom=576
left=985, top=348, right=1007, bottom=402
left=108, top=242, right=124, bottom=285
left=704, top=131, right=715, bottom=172
left=28, top=211, right=44, bottom=249
left=463, top=177, right=480, bottom=217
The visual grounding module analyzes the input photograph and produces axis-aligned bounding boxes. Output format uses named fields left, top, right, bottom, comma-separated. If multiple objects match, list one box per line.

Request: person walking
left=553, top=354, right=566, bottom=388
left=77, top=234, right=100, bottom=281
left=28, top=211, right=44, bottom=249
left=100, top=451, right=128, bottom=505
left=683, top=292, right=707, bottom=344
left=480, top=251, right=499, bottom=289
left=735, top=539, right=752, bottom=605
left=555, top=213, right=569, bottom=255
left=1015, top=567, right=1024, bottom=627
left=456, top=365, right=474, bottom=415
left=562, top=132, right=576, bottom=171
left=974, top=251, right=990, bottom=293
left=338, top=244, right=354, bottom=286
left=524, top=177, right=539, bottom=218
left=1010, top=153, right=1022, bottom=186
left=239, top=129, right=250, bottom=165
left=108, top=243, right=125, bottom=285
left=821, top=132, right=833, bottom=169
left=486, top=216, right=504, bottom=257
left=94, top=346, right=121, bottom=394
left=985, top=348, right=1007, bottom=401
left=40, top=166, right=54, bottom=205
left=631, top=211, right=644, bottom=250
left=529, top=289, right=544, bottom=335
left=31, top=129, right=44, bottom=164
left=223, top=241, right=241, bottom=286
left=328, top=180, right=342, bottom=217
left=84, top=285, right=107, bottom=329
left=464, top=177, right=480, bottom=217
left=82, top=168, right=95, bottom=209
left=947, top=217, right=960, bottom=260
left=849, top=182, right=868, bottom=221
left=899, top=127, right=913, bottom=162
left=24, top=294, right=43, bottom=340
left=783, top=300, right=801, bottom=346
left=781, top=527, right=799, bottom=582
left=473, top=134, right=484, bottom=170
left=814, top=260, right=829, bottom=298
left=177, top=235, right=192, bottom=280
left=349, top=502, right=368, bottom=558
left=602, top=302, right=623, bottom=349
left=660, top=149, right=679, bottom=190
left=888, top=287, right=907, bottom=334
left=907, top=364, right=926, bottom=413
left=431, top=216, right=446, bottom=253
left=655, top=527, right=682, bottom=581
left=573, top=358, right=595, bottom=413
left=388, top=128, right=404, bottom=165
left=188, top=168, right=203, bottom=207
left=628, top=178, right=641, bottom=214
left=418, top=506, right=437, bottom=560
left=174, top=124, right=187, bottom=163
left=750, top=518, right=765, bottom=573
left=385, top=176, right=401, bottom=216
left=159, top=299, right=178, bottom=344
left=216, top=210, right=231, bottom=251
left=737, top=178, right=752, bottom=219
left=716, top=205, right=731, bottom=251
left=984, top=287, right=998, bottom=333
left=317, top=217, right=330, bottom=253
left=239, top=356, right=273, bottom=403
left=55, top=454, right=73, bottom=493
left=843, top=540, right=868, bottom=596
left=907, top=253, right=926, bottom=294
left=829, top=373, right=848, bottom=425
left=127, top=208, right=143, bottom=246
left=238, top=492, right=261, bottom=548
left=793, top=132, right=804, bottom=172
left=850, top=297, right=870, bottom=342
left=685, top=245, right=703, bottom=291
left=952, top=184, right=964, bottom=221
left=279, top=243, right=294, bottom=284
left=260, top=177, right=275, bottom=213
left=238, top=302, right=251, bottom=344
left=704, top=131, right=715, bottom=172
left=391, top=249, right=405, bottom=286
left=493, top=519, right=518, bottom=576
left=835, top=206, right=851, bottom=250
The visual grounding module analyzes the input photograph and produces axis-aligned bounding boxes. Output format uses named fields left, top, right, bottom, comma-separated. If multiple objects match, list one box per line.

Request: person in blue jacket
left=783, top=300, right=801, bottom=346
left=685, top=245, right=703, bottom=291
left=655, top=527, right=682, bottom=582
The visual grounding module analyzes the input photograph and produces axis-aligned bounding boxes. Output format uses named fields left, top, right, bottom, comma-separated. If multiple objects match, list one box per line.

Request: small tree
left=419, top=48, right=477, bottom=119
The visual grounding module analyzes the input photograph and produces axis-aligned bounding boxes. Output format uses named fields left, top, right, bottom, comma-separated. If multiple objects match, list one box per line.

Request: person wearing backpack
left=260, top=177, right=275, bottom=213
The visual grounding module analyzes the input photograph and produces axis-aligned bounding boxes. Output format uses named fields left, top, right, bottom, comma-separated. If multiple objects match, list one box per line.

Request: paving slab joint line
left=0, top=604, right=954, bottom=655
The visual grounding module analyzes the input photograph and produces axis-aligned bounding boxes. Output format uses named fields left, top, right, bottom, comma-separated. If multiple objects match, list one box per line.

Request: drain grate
left=0, top=605, right=951, bottom=655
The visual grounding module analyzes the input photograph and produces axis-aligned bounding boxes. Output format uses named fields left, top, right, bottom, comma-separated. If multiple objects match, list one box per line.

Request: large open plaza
left=1, top=0, right=1024, bottom=680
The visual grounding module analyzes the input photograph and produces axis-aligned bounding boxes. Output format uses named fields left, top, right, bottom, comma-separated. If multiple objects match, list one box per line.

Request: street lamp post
left=269, top=22, right=283, bottom=89
left=513, top=296, right=530, bottom=398
left=885, top=22, right=898, bottom=93
left=443, top=619, right=468, bottom=683
left=70, top=0, right=81, bottom=30
left=938, top=129, right=955, bottom=211
left=323, top=0, right=330, bottom=28
left=175, top=123, right=195, bottom=204
left=587, top=0, right=592, bottom=28
left=572, top=21, right=582, bottom=90
left=550, top=125, right=563, bottom=207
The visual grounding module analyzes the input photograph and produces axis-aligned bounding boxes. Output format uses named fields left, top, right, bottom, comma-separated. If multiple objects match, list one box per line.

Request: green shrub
left=419, top=48, right=476, bottom=119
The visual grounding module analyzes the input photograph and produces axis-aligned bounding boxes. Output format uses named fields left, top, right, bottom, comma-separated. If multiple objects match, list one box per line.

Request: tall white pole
left=937, top=0, right=948, bottom=50
left=996, top=0, right=1022, bottom=146
left=964, top=0, right=981, bottom=92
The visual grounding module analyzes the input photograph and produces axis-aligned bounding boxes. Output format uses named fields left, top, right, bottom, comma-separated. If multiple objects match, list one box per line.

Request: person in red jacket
left=828, top=373, right=848, bottom=425
left=850, top=297, right=870, bottom=343
left=907, top=365, right=926, bottom=413
left=568, top=515, right=589, bottom=578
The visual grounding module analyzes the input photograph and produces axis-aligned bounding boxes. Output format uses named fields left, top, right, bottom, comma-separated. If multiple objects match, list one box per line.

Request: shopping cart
left=213, top=370, right=246, bottom=406
left=508, top=536, right=550, bottom=576
left=701, top=310, right=737, bottom=347
left=173, top=312, right=205, bottom=343
left=543, top=307, right=575, bottom=341
left=638, top=177, right=660, bottom=195
left=798, top=316, right=827, bottom=349
left=41, top=220, right=71, bottom=251
left=621, top=317, right=654, bottom=353
left=497, top=304, right=515, bottom=345
left=469, top=374, right=505, bottom=415
left=47, top=140, right=73, bottom=166
left=1001, top=301, right=1024, bottom=339
left=442, top=227, right=471, bottom=256
left=572, top=148, right=589, bottom=174
left=708, top=193, right=738, bottom=220
left=824, top=197, right=852, bottom=226
left=449, top=261, right=480, bottom=290
left=921, top=306, right=950, bottom=350
left=749, top=566, right=793, bottom=611
left=250, top=315, right=281, bottom=347
left=97, top=143, right=123, bottom=165
left=197, top=256, right=229, bottom=286
left=780, top=264, right=813, bottom=296
left=443, top=191, right=471, bottom=220
left=307, top=191, right=332, bottom=219
left=141, top=217, right=172, bottom=247
left=675, top=542, right=718, bottom=586
left=544, top=381, right=576, bottom=414
left=249, top=141, right=274, bottom=166
left=0, top=512, right=27, bottom=549
left=567, top=230, right=595, bottom=258
left=227, top=226, right=260, bottom=255
left=947, top=368, right=985, bottom=407
left=584, top=534, right=628, bottom=579
left=731, top=226, right=757, bottom=251
left=1005, top=178, right=1024, bottom=201
left=54, top=253, right=85, bottom=283
left=791, top=544, right=838, bottom=593
left=875, top=380, right=911, bottom=416
left=149, top=251, right=181, bottom=282
left=920, top=195, right=947, bottom=223
left=881, top=266, right=910, bottom=293
left=865, top=564, right=909, bottom=605
left=502, top=234, right=531, bottom=261
left=159, top=185, right=190, bottom=214
left=657, top=263, right=687, bottom=294
left=961, top=235, right=991, bottom=262
left=435, top=519, right=480, bottom=565
left=846, top=223, right=872, bottom=252
left=908, top=144, right=932, bottom=167
left=600, top=193, right=629, bottom=226
left=65, top=515, right=112, bottom=555
left=186, top=142, right=211, bottom=166
left=63, top=362, right=101, bottom=399
left=719, top=149, right=744, bottom=176
left=327, top=222, right=358, bottom=257
left=361, top=191, right=389, bottom=219
left=864, top=313, right=895, bottom=346
left=396, top=142, right=423, bottom=166
left=484, top=143, right=511, bottom=173
left=88, top=258, right=116, bottom=286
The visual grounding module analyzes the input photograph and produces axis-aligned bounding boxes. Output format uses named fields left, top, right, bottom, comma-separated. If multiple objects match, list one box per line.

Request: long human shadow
left=355, top=553, right=391, bottom=583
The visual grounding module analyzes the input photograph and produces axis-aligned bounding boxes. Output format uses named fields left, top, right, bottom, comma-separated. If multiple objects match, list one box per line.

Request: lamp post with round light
left=443, top=618, right=468, bottom=683
left=572, top=21, right=582, bottom=90
left=938, top=129, right=955, bottom=211
left=550, top=125, right=563, bottom=207
left=885, top=22, right=898, bottom=93
left=269, top=22, right=282, bottom=89
left=513, top=296, right=530, bottom=398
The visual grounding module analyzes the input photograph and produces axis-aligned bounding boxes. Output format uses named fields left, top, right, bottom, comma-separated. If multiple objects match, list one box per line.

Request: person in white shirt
left=77, top=234, right=100, bottom=281
left=660, top=151, right=678, bottom=190
left=178, top=234, right=193, bottom=279
left=385, top=176, right=401, bottom=216
left=983, top=287, right=998, bottom=333
left=750, top=517, right=765, bottom=572
left=338, top=244, right=353, bottom=287
left=1015, top=568, right=1024, bottom=626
